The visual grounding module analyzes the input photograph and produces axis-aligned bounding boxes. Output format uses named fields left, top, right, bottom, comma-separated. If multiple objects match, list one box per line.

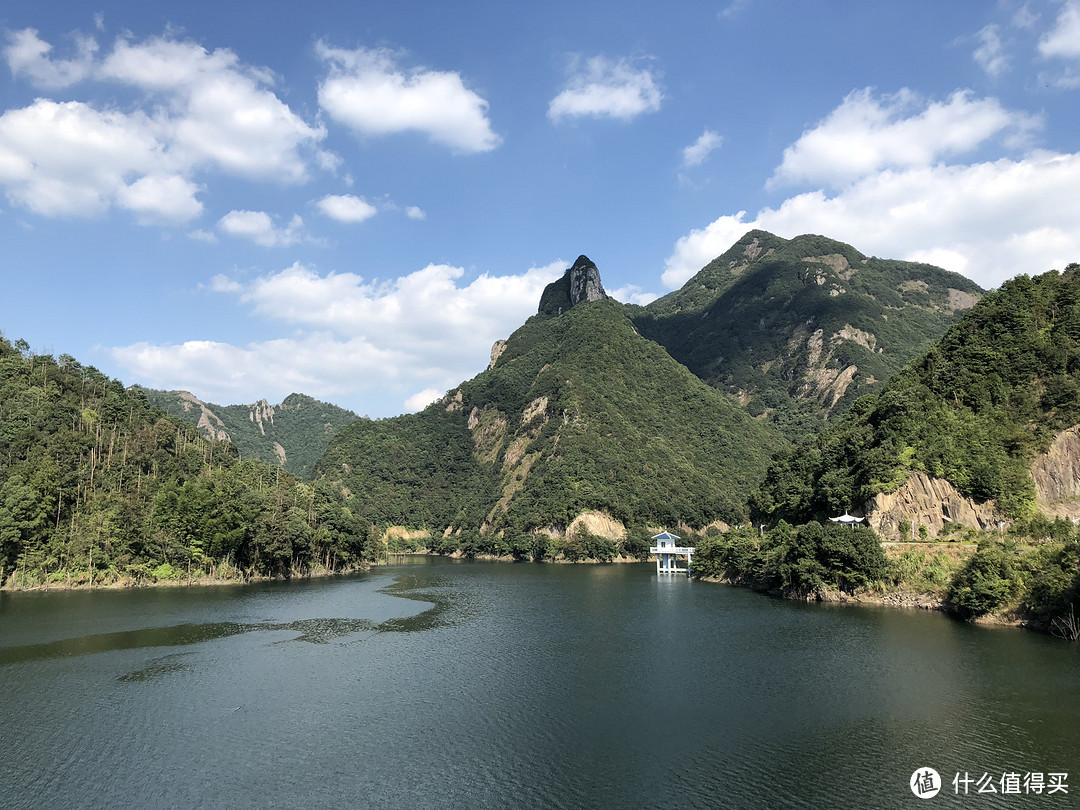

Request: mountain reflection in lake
left=1, top=558, right=1077, bottom=809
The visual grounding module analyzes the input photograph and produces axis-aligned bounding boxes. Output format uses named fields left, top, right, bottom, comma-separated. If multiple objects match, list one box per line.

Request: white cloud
left=1013, top=4, right=1039, bottom=29
left=404, top=389, right=442, bottom=412
left=548, top=55, right=663, bottom=122
left=111, top=333, right=406, bottom=408
left=117, top=174, right=203, bottom=224
left=609, top=284, right=659, bottom=306
left=718, top=0, right=750, bottom=19
left=100, top=35, right=324, bottom=182
left=405, top=205, right=426, bottom=221
left=0, top=99, right=165, bottom=217
left=209, top=274, right=241, bottom=293
left=1039, top=0, right=1080, bottom=58
left=110, top=259, right=565, bottom=414
left=188, top=228, right=218, bottom=243
left=316, top=194, right=378, bottom=223
left=0, top=29, right=325, bottom=223
left=665, top=151, right=1080, bottom=290
left=218, top=210, right=306, bottom=247
left=682, top=129, right=723, bottom=167
left=2, top=28, right=97, bottom=89
left=316, top=42, right=500, bottom=153
left=771, top=88, right=1040, bottom=188
left=973, top=24, right=1009, bottom=77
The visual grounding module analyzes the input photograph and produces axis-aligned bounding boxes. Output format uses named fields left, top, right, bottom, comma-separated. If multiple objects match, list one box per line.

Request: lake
left=1, top=558, right=1077, bottom=809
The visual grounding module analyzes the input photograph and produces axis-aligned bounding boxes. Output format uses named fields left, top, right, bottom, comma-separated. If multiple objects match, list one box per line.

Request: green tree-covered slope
left=142, top=389, right=359, bottom=479
left=634, top=231, right=985, bottom=437
left=0, top=337, right=370, bottom=588
left=317, top=298, right=786, bottom=537
left=753, top=266, right=1080, bottom=525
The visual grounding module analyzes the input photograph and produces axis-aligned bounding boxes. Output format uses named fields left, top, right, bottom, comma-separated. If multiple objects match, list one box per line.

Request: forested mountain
left=317, top=258, right=786, bottom=545
left=752, top=266, right=1080, bottom=528
left=0, top=337, right=371, bottom=588
left=633, top=231, right=985, bottom=437
left=142, top=389, right=358, bottom=479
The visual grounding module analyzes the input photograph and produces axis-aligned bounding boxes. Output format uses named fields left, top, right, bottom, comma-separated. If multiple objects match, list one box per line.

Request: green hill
left=752, top=266, right=1080, bottom=525
left=317, top=271, right=786, bottom=546
left=142, top=389, right=359, bottom=479
left=0, top=337, right=370, bottom=588
left=634, top=231, right=984, bottom=437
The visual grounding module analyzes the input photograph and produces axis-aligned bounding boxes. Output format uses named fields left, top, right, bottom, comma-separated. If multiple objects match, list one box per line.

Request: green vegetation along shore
left=0, top=336, right=372, bottom=590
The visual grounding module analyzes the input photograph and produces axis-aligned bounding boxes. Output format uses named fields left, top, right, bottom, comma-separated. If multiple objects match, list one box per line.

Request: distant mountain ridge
left=142, top=389, right=358, bottom=479
left=634, top=230, right=985, bottom=436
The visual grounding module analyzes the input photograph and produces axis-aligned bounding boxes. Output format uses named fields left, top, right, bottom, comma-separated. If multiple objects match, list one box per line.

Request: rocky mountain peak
left=538, top=254, right=608, bottom=316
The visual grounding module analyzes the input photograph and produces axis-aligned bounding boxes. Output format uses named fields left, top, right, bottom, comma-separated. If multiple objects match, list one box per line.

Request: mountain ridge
left=634, top=231, right=985, bottom=436
left=141, top=389, right=358, bottom=479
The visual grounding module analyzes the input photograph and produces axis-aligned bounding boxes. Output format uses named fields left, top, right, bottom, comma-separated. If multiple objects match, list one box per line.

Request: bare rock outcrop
left=249, top=399, right=275, bottom=436
left=488, top=340, right=508, bottom=370
left=866, top=471, right=1003, bottom=539
left=178, top=390, right=231, bottom=442
left=1032, top=423, right=1080, bottom=519
left=538, top=255, right=608, bottom=315
left=567, top=510, right=627, bottom=541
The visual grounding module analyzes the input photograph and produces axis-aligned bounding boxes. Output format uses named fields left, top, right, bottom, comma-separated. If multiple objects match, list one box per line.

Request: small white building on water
left=649, top=531, right=695, bottom=575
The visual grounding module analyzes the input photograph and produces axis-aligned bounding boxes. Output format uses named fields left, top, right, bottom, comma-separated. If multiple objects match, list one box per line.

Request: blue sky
left=1, top=0, right=1079, bottom=417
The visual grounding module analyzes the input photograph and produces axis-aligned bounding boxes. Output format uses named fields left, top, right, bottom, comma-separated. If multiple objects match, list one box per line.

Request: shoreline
left=0, top=564, right=371, bottom=594
left=697, top=573, right=1031, bottom=629
left=382, top=550, right=647, bottom=565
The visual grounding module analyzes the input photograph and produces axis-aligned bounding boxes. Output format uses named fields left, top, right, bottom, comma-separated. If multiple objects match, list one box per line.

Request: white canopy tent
left=829, top=513, right=865, bottom=527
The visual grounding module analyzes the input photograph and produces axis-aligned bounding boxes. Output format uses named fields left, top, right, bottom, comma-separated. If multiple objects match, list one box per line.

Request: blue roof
left=651, top=531, right=681, bottom=540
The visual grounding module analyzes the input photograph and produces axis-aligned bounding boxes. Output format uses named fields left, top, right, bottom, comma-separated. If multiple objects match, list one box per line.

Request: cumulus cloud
left=316, top=42, right=500, bottom=153
left=218, top=210, right=306, bottom=247
left=665, top=151, right=1080, bottom=290
left=110, top=259, right=565, bottom=413
left=99, top=35, right=324, bottom=182
left=316, top=193, right=378, bottom=223
left=405, top=205, right=426, bottom=221
left=682, top=129, right=723, bottom=167
left=0, top=28, right=324, bottom=222
left=548, top=55, right=663, bottom=122
left=0, top=99, right=199, bottom=219
left=1039, top=0, right=1080, bottom=58
left=404, top=389, right=442, bottom=412
left=771, top=88, right=1040, bottom=188
left=2, top=28, right=97, bottom=89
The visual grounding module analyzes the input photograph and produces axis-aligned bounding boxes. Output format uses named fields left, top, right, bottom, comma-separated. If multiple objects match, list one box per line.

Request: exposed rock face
left=488, top=340, right=508, bottom=369
left=178, top=390, right=231, bottom=442
left=444, top=389, right=464, bottom=412
left=865, top=471, right=1003, bottom=539
left=567, top=255, right=607, bottom=305
left=1032, top=423, right=1080, bottom=519
left=567, top=510, right=626, bottom=541
left=538, top=255, right=608, bottom=315
left=249, top=399, right=275, bottom=435
left=272, top=441, right=287, bottom=466
left=947, top=288, right=979, bottom=311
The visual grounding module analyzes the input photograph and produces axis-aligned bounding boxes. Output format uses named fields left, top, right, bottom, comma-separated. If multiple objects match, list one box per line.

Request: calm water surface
left=1, top=559, right=1077, bottom=809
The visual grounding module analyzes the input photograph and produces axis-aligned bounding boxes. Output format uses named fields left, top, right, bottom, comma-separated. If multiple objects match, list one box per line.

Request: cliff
left=537, top=255, right=608, bottom=316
